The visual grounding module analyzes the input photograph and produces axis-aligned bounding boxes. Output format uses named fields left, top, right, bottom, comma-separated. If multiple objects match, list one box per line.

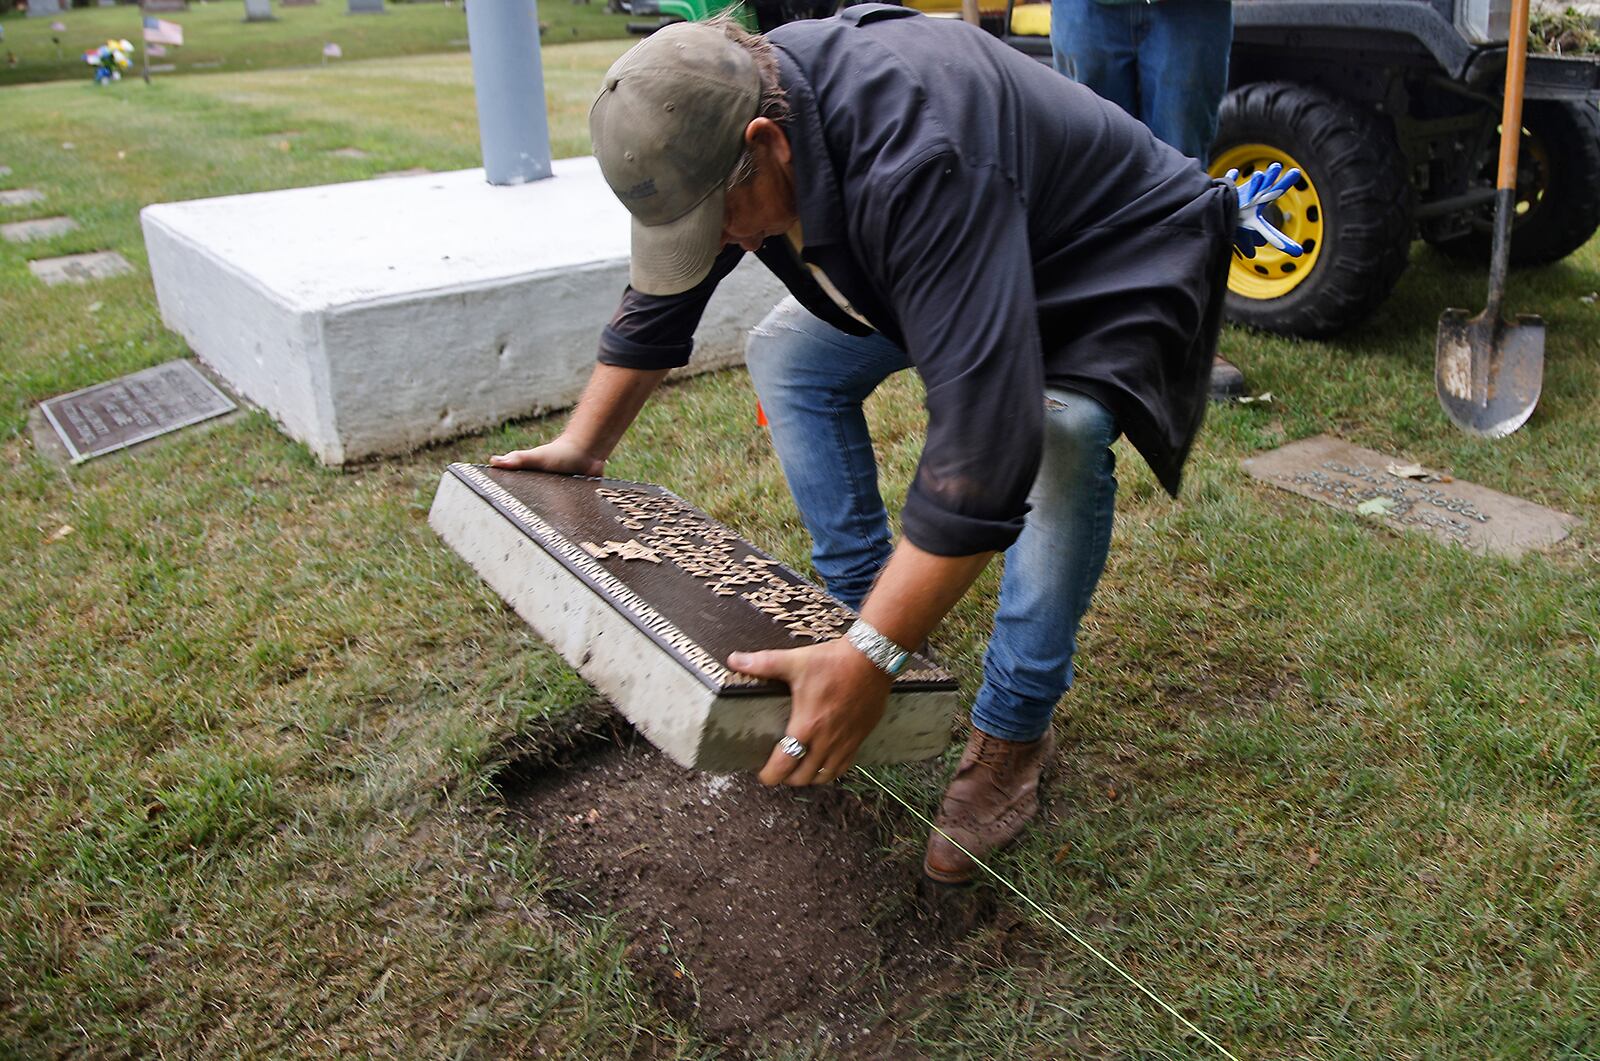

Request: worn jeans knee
left=745, top=298, right=912, bottom=608
left=970, top=389, right=1119, bottom=743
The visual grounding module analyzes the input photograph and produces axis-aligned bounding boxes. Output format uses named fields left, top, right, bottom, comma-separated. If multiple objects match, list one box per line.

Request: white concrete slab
left=2, top=216, right=79, bottom=243
left=327, top=147, right=370, bottom=159
left=1, top=189, right=46, bottom=207
left=142, top=157, right=788, bottom=465
left=29, top=251, right=133, bottom=286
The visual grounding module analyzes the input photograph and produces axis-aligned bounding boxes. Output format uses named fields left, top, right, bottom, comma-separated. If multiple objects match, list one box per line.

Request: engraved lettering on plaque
left=1242, top=435, right=1579, bottom=559
left=39, top=360, right=236, bottom=463
left=589, top=487, right=852, bottom=643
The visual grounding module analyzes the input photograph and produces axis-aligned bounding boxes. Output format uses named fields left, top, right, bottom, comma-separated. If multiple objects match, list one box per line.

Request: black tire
left=1425, top=100, right=1600, bottom=267
left=1210, top=82, right=1414, bottom=338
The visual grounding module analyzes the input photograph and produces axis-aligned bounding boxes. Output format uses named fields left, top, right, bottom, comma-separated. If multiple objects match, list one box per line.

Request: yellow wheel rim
left=1209, top=143, right=1324, bottom=300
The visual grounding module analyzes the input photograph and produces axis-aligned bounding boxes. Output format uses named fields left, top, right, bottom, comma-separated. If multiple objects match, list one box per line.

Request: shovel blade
left=1435, top=308, right=1545, bottom=438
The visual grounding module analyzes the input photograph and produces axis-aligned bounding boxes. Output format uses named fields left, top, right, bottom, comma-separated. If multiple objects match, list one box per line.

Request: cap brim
left=629, top=185, right=726, bottom=297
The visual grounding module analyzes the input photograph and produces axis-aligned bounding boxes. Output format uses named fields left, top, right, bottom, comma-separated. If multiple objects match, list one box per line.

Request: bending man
left=493, top=9, right=1291, bottom=885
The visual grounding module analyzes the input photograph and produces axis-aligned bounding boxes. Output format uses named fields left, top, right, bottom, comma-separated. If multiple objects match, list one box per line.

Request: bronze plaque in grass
left=1242, top=435, right=1580, bottom=559
left=40, top=360, right=236, bottom=464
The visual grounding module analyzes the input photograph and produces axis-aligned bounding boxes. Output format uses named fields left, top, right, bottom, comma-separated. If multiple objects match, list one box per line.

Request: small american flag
left=322, top=41, right=342, bottom=58
left=142, top=16, right=184, bottom=46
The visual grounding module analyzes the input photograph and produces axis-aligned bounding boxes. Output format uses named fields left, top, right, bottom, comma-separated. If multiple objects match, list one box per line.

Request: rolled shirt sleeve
left=860, top=153, right=1046, bottom=557
left=597, top=245, right=747, bottom=371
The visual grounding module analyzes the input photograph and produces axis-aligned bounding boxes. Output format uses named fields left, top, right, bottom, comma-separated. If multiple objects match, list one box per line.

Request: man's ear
left=745, top=117, right=792, bottom=167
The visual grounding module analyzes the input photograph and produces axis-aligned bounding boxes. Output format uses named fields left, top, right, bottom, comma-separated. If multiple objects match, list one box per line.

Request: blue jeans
left=1050, top=0, right=1232, bottom=161
left=745, top=298, right=1119, bottom=743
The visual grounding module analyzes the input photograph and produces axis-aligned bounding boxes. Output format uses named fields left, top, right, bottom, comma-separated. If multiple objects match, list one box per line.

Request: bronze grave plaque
left=40, top=360, right=237, bottom=464
left=1242, top=435, right=1580, bottom=559
left=429, top=464, right=958, bottom=771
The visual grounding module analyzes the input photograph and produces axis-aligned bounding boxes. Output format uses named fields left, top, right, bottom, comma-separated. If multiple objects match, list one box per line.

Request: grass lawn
left=0, top=0, right=634, bottom=87
left=4, top=44, right=1600, bottom=1058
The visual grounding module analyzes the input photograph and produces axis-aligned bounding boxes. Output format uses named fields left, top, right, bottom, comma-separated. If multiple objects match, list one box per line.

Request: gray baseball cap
left=590, top=22, right=760, bottom=296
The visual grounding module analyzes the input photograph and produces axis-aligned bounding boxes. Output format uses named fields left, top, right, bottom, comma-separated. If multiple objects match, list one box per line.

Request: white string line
left=856, top=766, right=1241, bottom=1061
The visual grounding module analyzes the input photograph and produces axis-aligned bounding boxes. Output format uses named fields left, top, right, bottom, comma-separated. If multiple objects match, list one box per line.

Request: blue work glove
left=1225, top=162, right=1304, bottom=259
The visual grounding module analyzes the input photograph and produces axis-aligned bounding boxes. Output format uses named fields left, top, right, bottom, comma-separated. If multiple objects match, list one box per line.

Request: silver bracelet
left=845, top=618, right=910, bottom=676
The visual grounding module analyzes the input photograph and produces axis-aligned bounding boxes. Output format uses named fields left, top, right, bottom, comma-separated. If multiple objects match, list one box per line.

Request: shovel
left=1435, top=0, right=1545, bottom=438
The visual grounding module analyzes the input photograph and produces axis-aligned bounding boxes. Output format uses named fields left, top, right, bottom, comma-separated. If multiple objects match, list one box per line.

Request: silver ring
left=778, top=735, right=807, bottom=760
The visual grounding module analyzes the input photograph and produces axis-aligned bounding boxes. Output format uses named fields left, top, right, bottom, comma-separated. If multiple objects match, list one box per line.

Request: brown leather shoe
left=922, top=727, right=1056, bottom=886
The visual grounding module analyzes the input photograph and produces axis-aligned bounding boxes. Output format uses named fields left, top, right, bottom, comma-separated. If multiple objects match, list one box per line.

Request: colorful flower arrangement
left=85, top=40, right=135, bottom=85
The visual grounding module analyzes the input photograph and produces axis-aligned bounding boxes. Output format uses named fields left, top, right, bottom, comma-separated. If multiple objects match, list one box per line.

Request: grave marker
left=1, top=216, right=78, bottom=243
left=429, top=465, right=958, bottom=771
left=0, top=166, right=12, bottom=178
left=39, top=360, right=236, bottom=463
left=26, top=0, right=64, bottom=16
left=348, top=0, right=383, bottom=12
left=244, top=0, right=274, bottom=20
left=327, top=147, right=370, bottom=159
left=0, top=189, right=46, bottom=207
left=1241, top=435, right=1580, bottom=559
left=28, top=251, right=133, bottom=286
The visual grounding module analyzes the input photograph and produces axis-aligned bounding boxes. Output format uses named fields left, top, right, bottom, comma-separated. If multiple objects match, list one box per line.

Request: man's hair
left=707, top=13, right=789, bottom=188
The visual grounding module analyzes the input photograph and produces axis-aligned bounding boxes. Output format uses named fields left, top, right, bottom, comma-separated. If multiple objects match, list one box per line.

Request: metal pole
left=465, top=0, right=553, bottom=185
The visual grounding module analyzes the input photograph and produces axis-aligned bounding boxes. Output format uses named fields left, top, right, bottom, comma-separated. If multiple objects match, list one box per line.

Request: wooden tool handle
left=1498, top=0, right=1532, bottom=191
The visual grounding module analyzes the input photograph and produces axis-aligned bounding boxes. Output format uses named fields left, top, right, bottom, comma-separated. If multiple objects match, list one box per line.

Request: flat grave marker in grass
left=327, top=147, right=371, bottom=159
left=38, top=359, right=237, bottom=463
left=28, top=250, right=133, bottom=286
left=0, top=166, right=12, bottom=178
left=1, top=216, right=79, bottom=243
left=1242, top=434, right=1581, bottom=558
left=0, top=189, right=47, bottom=207
left=430, top=464, right=958, bottom=772
left=348, top=0, right=384, bottom=12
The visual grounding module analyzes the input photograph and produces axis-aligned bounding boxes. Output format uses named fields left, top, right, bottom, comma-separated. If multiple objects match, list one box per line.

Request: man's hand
left=489, top=436, right=605, bottom=477
left=729, top=638, right=893, bottom=786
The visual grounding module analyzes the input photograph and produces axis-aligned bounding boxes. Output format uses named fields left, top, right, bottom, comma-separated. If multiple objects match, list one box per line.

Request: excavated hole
left=495, top=719, right=992, bottom=1053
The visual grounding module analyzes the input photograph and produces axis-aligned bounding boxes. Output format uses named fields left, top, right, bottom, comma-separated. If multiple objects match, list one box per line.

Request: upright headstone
left=244, top=0, right=275, bottom=20
left=429, top=465, right=958, bottom=771
left=348, top=0, right=383, bottom=12
left=27, top=0, right=64, bottom=16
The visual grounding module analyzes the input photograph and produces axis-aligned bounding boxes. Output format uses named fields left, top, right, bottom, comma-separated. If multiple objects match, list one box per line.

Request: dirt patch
left=500, top=730, right=984, bottom=1053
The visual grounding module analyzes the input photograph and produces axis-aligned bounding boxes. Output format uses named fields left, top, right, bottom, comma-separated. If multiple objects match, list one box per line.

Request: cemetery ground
left=0, top=0, right=633, bottom=88
left=3, top=43, right=1600, bottom=1059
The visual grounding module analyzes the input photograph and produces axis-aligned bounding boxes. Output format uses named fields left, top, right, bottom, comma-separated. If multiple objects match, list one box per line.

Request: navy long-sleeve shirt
left=597, top=5, right=1234, bottom=556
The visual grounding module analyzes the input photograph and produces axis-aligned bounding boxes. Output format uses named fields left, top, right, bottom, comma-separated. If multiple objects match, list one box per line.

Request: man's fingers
left=758, top=735, right=811, bottom=786
left=489, top=449, right=539, bottom=469
left=727, top=649, right=792, bottom=682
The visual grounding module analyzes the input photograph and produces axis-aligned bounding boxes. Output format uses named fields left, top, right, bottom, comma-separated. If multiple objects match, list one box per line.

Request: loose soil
left=500, top=730, right=989, bottom=1054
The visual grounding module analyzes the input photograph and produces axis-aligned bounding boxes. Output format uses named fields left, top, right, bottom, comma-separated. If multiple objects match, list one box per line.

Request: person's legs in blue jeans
left=747, top=300, right=1119, bottom=750
left=969, top=389, right=1119, bottom=743
left=744, top=297, right=912, bottom=609
left=1137, top=0, right=1232, bottom=161
left=1051, top=0, right=1141, bottom=115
